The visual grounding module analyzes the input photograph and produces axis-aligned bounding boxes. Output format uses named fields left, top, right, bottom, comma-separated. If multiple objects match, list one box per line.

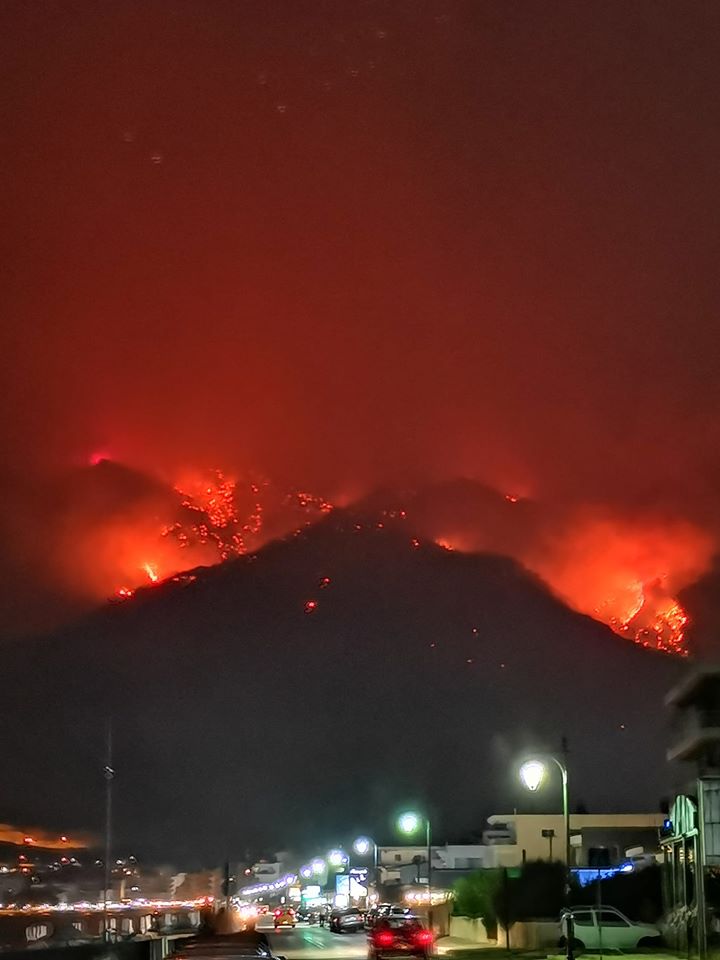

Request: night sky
left=1, top=0, right=718, bottom=862
left=2, top=0, right=719, bottom=502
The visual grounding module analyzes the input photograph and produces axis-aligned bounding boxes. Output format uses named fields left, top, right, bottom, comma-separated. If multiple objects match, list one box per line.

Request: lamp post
left=397, top=812, right=432, bottom=928
left=327, top=849, right=345, bottom=868
left=353, top=837, right=378, bottom=903
left=519, top=755, right=574, bottom=960
left=327, top=850, right=350, bottom=906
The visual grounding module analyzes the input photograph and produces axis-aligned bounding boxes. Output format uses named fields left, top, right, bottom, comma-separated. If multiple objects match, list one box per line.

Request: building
left=483, top=813, right=664, bottom=867
left=662, top=666, right=720, bottom=955
left=378, top=844, right=488, bottom=887
left=667, top=665, right=720, bottom=771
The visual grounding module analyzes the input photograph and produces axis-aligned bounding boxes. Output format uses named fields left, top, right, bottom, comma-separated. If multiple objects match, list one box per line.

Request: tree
left=453, top=870, right=502, bottom=933
left=494, top=860, right=567, bottom=936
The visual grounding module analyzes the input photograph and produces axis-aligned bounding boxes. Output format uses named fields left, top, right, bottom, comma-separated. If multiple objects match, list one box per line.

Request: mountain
left=0, top=506, right=685, bottom=865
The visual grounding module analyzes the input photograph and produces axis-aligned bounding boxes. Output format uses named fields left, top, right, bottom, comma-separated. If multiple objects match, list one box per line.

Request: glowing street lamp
left=519, top=754, right=573, bottom=960
left=398, top=812, right=422, bottom=836
left=353, top=836, right=379, bottom=894
left=397, top=812, right=432, bottom=926
left=519, top=759, right=546, bottom=793
left=300, top=865, right=312, bottom=879
left=353, top=837, right=372, bottom=857
left=327, top=849, right=346, bottom=868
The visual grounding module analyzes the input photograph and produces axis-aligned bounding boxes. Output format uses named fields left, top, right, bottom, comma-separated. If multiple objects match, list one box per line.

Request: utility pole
left=103, top=721, right=114, bottom=942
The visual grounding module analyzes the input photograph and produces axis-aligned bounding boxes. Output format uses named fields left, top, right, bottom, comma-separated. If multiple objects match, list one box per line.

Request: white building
left=378, top=844, right=489, bottom=885
left=483, top=813, right=665, bottom=867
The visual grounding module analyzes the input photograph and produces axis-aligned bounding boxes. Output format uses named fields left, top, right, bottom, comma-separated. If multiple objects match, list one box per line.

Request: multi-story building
left=483, top=813, right=664, bottom=867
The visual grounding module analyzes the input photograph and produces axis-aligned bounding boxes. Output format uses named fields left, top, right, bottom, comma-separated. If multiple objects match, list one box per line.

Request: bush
left=453, top=869, right=502, bottom=928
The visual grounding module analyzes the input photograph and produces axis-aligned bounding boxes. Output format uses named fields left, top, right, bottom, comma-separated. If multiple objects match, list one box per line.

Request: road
left=257, top=917, right=368, bottom=959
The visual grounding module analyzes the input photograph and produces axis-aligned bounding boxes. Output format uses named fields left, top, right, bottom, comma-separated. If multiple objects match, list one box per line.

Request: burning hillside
left=0, top=461, right=713, bottom=656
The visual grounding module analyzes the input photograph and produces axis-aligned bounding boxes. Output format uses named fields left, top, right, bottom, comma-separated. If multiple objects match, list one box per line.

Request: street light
left=519, top=755, right=574, bottom=960
left=353, top=837, right=372, bottom=857
left=353, top=836, right=379, bottom=899
left=397, top=811, right=432, bottom=928
left=311, top=858, right=325, bottom=876
left=327, top=849, right=346, bottom=868
left=519, top=759, right=546, bottom=793
left=300, top=865, right=312, bottom=879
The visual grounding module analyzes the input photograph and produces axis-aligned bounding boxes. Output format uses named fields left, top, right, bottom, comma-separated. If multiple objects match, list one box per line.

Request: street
left=256, top=917, right=368, bottom=960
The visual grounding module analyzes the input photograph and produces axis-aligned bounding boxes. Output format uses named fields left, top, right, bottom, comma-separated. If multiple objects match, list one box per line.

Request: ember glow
left=84, top=467, right=715, bottom=656
left=95, top=466, right=336, bottom=601
left=0, top=452, right=713, bottom=658
left=523, top=515, right=714, bottom=655
left=0, top=825, right=92, bottom=849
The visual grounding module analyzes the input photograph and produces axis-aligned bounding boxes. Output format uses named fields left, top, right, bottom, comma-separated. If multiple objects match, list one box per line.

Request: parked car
left=329, top=909, right=365, bottom=933
left=560, top=906, right=662, bottom=951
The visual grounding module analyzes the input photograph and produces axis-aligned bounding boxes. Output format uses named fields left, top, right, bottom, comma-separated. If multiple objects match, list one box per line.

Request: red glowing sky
left=1, top=1, right=720, bottom=640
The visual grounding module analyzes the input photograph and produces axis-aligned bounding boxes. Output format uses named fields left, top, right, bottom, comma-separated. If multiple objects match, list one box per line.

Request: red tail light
left=414, top=930, right=434, bottom=945
left=374, top=931, right=395, bottom=948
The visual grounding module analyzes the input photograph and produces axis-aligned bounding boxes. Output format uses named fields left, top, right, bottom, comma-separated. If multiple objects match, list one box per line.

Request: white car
left=561, top=906, right=662, bottom=950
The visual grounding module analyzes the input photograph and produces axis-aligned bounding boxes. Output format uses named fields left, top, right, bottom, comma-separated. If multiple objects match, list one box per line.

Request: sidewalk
left=436, top=938, right=513, bottom=956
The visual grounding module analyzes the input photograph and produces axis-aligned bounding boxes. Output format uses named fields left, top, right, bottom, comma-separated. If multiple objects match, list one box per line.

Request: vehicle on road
left=273, top=907, right=296, bottom=929
left=298, top=908, right=323, bottom=924
left=559, top=906, right=662, bottom=951
left=368, top=915, right=434, bottom=959
left=329, top=908, right=365, bottom=933
left=365, top=904, right=412, bottom=930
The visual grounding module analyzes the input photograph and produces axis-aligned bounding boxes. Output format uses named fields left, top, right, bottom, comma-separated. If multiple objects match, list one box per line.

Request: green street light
left=398, top=812, right=422, bottom=835
left=397, top=812, right=432, bottom=927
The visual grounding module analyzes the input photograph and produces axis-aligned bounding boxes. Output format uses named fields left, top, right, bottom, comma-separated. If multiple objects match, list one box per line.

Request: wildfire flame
left=85, top=462, right=708, bottom=658
left=525, top=515, right=713, bottom=656
left=106, top=468, right=334, bottom=601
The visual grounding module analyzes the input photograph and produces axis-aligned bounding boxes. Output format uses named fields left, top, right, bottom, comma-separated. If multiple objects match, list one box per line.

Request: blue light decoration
left=572, top=863, right=634, bottom=887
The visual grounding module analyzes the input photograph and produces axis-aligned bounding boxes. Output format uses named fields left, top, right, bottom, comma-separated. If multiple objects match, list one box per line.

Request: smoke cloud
left=1, top=1, right=719, bottom=643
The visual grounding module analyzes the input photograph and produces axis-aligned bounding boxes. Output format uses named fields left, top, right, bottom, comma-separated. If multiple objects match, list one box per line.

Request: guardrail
left=0, top=934, right=194, bottom=960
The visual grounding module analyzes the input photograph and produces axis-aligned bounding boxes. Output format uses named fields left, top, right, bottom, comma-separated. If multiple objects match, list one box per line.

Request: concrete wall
left=448, top=917, right=492, bottom=943
left=498, top=921, right=559, bottom=949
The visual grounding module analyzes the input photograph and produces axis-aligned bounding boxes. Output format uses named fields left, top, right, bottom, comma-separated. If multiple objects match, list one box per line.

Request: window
left=573, top=912, right=594, bottom=927
left=599, top=911, right=629, bottom=927
left=394, top=854, right=402, bottom=862
left=72, top=922, right=83, bottom=932
left=26, top=924, right=50, bottom=942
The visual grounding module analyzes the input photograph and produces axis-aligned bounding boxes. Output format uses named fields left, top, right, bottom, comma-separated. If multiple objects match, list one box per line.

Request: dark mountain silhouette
left=1, top=507, right=684, bottom=865
left=680, top=559, right=720, bottom=660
